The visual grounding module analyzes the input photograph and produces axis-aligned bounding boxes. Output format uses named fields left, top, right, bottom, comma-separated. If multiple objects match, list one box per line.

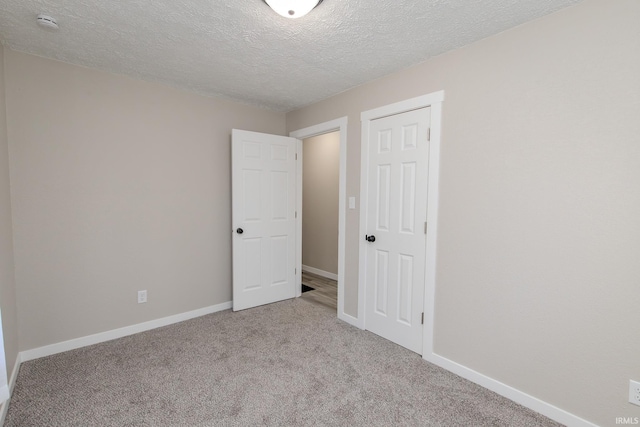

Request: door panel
left=374, top=249, right=389, bottom=315
left=364, top=108, right=430, bottom=354
left=232, top=129, right=298, bottom=311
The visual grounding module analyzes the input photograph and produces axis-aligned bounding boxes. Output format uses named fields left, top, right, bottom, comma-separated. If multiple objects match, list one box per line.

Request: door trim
left=289, top=117, right=351, bottom=325
left=359, top=91, right=444, bottom=354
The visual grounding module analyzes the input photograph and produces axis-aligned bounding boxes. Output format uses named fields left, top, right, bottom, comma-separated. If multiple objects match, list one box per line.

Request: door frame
left=289, top=117, right=349, bottom=323
left=359, top=91, right=444, bottom=355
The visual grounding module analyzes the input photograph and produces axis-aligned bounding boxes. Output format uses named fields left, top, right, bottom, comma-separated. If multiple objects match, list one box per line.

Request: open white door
left=232, top=129, right=298, bottom=311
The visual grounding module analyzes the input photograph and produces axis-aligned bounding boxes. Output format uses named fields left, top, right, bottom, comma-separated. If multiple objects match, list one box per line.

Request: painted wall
left=0, top=44, right=19, bottom=394
left=286, top=1, right=640, bottom=425
left=302, top=132, right=339, bottom=276
left=4, top=50, right=286, bottom=351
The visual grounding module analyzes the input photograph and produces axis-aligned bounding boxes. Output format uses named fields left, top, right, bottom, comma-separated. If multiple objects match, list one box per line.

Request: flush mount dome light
left=264, top=0, right=323, bottom=19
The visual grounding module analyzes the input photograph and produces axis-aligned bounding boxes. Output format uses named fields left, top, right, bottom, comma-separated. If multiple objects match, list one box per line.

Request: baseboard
left=0, top=304, right=595, bottom=427
left=338, top=310, right=364, bottom=330
left=0, top=385, right=7, bottom=410
left=0, top=353, right=23, bottom=425
left=302, top=265, right=338, bottom=281
left=20, top=301, right=232, bottom=362
left=423, top=352, right=598, bottom=427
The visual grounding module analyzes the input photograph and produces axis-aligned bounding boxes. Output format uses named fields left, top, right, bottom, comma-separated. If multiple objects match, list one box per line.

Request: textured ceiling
left=0, top=0, right=581, bottom=111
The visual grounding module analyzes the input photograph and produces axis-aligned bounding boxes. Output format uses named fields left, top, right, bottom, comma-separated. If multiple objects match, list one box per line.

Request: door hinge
left=421, top=312, right=424, bottom=325
left=295, top=153, right=298, bottom=160
left=424, top=221, right=427, bottom=235
left=295, top=268, right=297, bottom=275
left=295, top=211, right=297, bottom=218
left=427, top=128, right=431, bottom=142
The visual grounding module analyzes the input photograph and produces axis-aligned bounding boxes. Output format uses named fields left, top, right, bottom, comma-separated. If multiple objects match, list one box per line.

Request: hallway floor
left=300, top=270, right=337, bottom=310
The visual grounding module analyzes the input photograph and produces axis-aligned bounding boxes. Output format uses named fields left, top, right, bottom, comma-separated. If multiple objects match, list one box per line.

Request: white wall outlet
left=137, top=290, right=147, bottom=304
left=630, top=380, right=640, bottom=406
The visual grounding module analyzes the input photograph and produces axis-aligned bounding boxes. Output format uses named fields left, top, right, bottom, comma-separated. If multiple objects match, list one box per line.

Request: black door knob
left=366, top=235, right=376, bottom=242
left=236, top=228, right=244, bottom=234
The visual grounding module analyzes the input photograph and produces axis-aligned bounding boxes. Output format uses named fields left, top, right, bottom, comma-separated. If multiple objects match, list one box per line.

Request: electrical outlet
left=630, top=380, right=640, bottom=407
left=137, top=290, right=147, bottom=304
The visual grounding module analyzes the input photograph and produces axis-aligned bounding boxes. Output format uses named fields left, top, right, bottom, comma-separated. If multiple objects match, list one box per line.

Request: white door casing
left=361, top=107, right=431, bottom=354
left=232, top=129, right=298, bottom=311
left=360, top=92, right=444, bottom=354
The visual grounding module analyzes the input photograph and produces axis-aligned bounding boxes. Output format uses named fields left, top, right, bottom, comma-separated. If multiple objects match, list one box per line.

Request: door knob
left=366, top=235, right=376, bottom=242
left=236, top=228, right=244, bottom=234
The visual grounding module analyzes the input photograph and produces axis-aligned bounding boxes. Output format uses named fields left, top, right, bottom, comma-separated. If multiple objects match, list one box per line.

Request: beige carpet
left=5, top=298, right=562, bottom=426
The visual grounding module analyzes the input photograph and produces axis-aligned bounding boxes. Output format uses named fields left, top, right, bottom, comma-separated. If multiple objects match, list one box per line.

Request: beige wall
left=302, top=131, right=339, bottom=276
left=5, top=50, right=286, bottom=351
left=286, top=1, right=640, bottom=425
left=0, top=45, right=19, bottom=389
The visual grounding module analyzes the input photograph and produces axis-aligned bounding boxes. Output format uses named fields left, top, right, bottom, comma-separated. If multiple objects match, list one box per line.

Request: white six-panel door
left=364, top=108, right=431, bottom=354
left=232, top=129, right=298, bottom=311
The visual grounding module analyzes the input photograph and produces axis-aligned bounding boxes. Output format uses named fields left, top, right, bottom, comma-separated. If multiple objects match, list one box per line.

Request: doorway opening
left=299, top=131, right=340, bottom=310
left=289, top=117, right=349, bottom=322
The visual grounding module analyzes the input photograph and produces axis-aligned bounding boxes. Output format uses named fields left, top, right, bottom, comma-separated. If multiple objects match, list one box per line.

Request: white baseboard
left=338, top=311, right=364, bottom=329
left=423, top=352, right=598, bottom=427
left=0, top=385, right=7, bottom=409
left=3, top=301, right=596, bottom=427
left=0, top=353, right=23, bottom=425
left=20, top=301, right=232, bottom=362
left=302, top=265, right=338, bottom=281
left=0, top=303, right=231, bottom=423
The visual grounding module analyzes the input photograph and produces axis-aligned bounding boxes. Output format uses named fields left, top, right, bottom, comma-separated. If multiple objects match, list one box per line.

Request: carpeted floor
left=5, top=299, right=563, bottom=426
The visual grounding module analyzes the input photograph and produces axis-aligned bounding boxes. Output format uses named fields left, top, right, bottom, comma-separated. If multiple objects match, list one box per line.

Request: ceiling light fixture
left=264, top=0, right=323, bottom=19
